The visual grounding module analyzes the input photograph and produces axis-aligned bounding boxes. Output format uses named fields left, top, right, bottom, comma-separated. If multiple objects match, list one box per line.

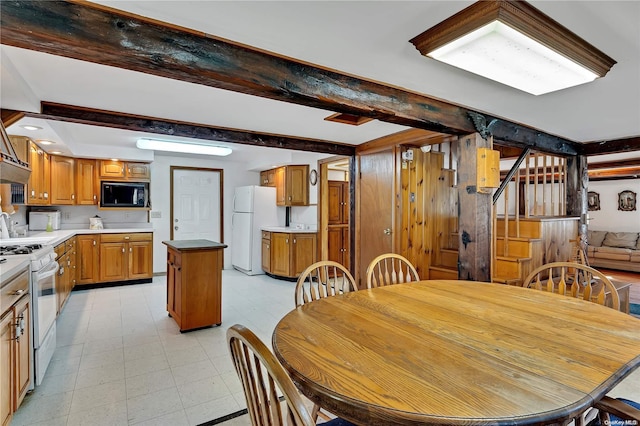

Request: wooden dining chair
left=295, top=261, right=357, bottom=307
left=227, top=324, right=355, bottom=426
left=522, top=262, right=620, bottom=311
left=366, top=253, right=419, bottom=289
left=595, top=396, right=640, bottom=425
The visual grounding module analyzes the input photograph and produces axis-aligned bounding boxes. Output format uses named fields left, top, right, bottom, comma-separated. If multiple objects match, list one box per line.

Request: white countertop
left=0, top=228, right=154, bottom=248
left=0, top=256, right=31, bottom=286
left=262, top=226, right=317, bottom=233
left=0, top=228, right=155, bottom=285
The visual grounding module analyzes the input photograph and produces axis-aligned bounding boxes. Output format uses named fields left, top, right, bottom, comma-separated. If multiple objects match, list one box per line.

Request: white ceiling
left=1, top=1, right=639, bottom=167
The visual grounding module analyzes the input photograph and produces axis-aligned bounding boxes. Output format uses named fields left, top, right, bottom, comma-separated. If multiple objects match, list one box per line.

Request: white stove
left=0, top=243, right=56, bottom=272
left=0, top=240, right=58, bottom=386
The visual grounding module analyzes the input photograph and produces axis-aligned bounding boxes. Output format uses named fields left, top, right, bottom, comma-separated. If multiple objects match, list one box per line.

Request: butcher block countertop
left=162, top=239, right=227, bottom=251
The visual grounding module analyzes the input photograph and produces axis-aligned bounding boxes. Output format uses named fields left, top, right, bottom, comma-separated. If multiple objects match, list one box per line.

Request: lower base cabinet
left=264, top=232, right=317, bottom=278
left=163, top=240, right=227, bottom=332
left=75, top=232, right=152, bottom=286
left=1, top=270, right=31, bottom=426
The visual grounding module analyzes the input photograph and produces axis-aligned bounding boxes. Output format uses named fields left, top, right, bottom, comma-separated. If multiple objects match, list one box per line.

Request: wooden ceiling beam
left=580, top=136, right=640, bottom=156
left=0, top=0, right=581, bottom=156
left=5, top=104, right=356, bottom=156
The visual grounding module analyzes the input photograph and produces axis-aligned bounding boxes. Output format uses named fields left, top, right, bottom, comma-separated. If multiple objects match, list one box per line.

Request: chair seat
left=321, top=418, right=357, bottom=426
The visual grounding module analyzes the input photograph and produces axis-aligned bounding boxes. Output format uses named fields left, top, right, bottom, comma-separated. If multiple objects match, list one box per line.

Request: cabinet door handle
left=293, top=238, right=297, bottom=244
left=124, top=236, right=130, bottom=240
left=93, top=240, right=96, bottom=246
left=71, top=194, right=75, bottom=200
left=44, top=192, right=48, bottom=199
left=285, top=238, right=288, bottom=244
left=93, top=195, right=97, bottom=201
left=266, top=244, right=269, bottom=249
left=122, top=248, right=125, bottom=253
left=129, top=247, right=132, bottom=253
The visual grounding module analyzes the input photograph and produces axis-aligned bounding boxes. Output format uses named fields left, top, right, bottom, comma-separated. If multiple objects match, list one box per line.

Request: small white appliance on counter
left=28, top=211, right=61, bottom=231
left=232, top=185, right=283, bottom=275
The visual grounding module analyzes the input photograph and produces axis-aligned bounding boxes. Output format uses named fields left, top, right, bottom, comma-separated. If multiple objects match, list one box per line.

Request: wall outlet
left=150, top=211, right=162, bottom=219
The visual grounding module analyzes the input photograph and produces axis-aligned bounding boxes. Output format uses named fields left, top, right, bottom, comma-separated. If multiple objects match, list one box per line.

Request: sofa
left=586, top=230, right=640, bottom=272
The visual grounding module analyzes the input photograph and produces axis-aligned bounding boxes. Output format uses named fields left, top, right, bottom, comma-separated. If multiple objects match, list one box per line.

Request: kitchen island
left=163, top=239, right=227, bottom=332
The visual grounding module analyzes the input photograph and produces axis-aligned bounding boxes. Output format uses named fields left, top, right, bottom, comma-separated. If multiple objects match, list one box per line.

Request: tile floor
left=12, top=270, right=640, bottom=426
left=12, top=270, right=293, bottom=426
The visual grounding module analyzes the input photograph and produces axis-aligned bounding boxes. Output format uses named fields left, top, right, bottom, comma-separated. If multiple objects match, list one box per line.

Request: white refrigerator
left=232, top=185, right=283, bottom=275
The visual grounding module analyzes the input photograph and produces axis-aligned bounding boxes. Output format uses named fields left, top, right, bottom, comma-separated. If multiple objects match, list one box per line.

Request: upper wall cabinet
left=99, top=160, right=150, bottom=181
left=9, top=136, right=50, bottom=206
left=50, top=155, right=76, bottom=205
left=262, top=165, right=309, bottom=206
left=76, top=159, right=98, bottom=205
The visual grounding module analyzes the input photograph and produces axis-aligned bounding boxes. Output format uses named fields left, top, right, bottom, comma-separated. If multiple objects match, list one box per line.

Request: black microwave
left=100, top=181, right=149, bottom=208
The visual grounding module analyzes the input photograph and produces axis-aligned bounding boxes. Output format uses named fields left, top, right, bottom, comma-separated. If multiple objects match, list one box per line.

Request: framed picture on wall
left=618, top=190, right=636, bottom=211
left=587, top=191, right=600, bottom=211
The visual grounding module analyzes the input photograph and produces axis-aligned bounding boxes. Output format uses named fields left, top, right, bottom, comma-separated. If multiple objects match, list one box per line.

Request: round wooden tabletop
left=272, top=280, right=640, bottom=426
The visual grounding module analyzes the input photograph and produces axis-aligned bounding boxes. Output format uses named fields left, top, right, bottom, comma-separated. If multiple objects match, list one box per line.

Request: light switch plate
left=150, top=211, right=162, bottom=218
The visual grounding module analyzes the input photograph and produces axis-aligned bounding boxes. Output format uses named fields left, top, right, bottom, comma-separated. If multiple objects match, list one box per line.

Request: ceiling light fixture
left=20, top=125, right=42, bottom=131
left=136, top=138, right=232, bottom=156
left=409, top=1, right=616, bottom=95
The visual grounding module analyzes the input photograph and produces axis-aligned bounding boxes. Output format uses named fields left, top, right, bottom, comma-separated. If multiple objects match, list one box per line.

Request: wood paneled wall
left=399, top=149, right=457, bottom=279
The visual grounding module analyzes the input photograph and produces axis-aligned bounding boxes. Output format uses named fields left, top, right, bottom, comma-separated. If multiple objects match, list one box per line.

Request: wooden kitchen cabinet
left=99, top=160, right=150, bottom=180
left=21, top=138, right=50, bottom=206
left=50, top=155, right=76, bottom=205
left=99, top=233, right=153, bottom=283
left=76, top=159, right=98, bottom=205
left=328, top=180, right=350, bottom=268
left=55, top=237, right=76, bottom=313
left=163, top=240, right=227, bottom=332
left=0, top=268, right=32, bottom=426
left=273, top=165, right=309, bottom=206
left=260, top=169, right=276, bottom=187
left=328, top=227, right=350, bottom=269
left=328, top=181, right=349, bottom=225
left=261, top=231, right=271, bottom=273
left=265, top=231, right=317, bottom=278
left=76, top=234, right=100, bottom=285
left=13, top=295, right=30, bottom=411
left=1, top=312, right=13, bottom=426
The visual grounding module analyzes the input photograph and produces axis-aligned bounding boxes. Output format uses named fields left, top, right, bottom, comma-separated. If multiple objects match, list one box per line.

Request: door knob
left=383, top=228, right=392, bottom=235
left=174, top=226, right=179, bottom=231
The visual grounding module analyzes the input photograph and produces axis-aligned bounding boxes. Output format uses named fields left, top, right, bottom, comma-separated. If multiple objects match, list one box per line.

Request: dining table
left=272, top=280, right=640, bottom=426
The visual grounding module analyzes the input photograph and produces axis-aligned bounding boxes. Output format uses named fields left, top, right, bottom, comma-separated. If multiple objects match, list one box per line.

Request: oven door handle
left=33, top=261, right=60, bottom=281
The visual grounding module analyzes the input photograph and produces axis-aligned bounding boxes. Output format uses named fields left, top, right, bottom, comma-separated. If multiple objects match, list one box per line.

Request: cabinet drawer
left=0, top=269, right=29, bottom=315
left=100, top=233, right=153, bottom=243
left=262, top=231, right=271, bottom=240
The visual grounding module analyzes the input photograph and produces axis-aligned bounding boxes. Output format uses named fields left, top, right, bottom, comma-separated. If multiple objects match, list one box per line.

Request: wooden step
left=496, top=219, right=542, bottom=239
left=492, top=276, right=522, bottom=286
left=495, top=237, right=541, bottom=258
left=448, top=232, right=460, bottom=250
left=440, top=249, right=458, bottom=269
left=494, top=256, right=531, bottom=279
left=428, top=266, right=458, bottom=280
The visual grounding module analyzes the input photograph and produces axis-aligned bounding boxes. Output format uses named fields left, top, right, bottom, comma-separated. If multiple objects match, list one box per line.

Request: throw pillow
left=587, top=230, right=607, bottom=247
left=602, top=232, right=639, bottom=249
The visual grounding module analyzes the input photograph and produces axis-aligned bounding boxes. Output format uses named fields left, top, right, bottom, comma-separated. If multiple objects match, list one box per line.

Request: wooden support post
left=457, top=133, right=492, bottom=282
left=566, top=155, right=588, bottom=251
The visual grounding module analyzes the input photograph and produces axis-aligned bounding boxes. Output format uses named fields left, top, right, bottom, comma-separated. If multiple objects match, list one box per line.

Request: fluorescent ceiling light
left=410, top=1, right=615, bottom=95
left=137, top=138, right=232, bottom=156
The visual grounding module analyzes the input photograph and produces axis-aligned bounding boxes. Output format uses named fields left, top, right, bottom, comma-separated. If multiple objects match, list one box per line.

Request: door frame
left=317, top=155, right=353, bottom=272
left=169, top=166, right=224, bottom=242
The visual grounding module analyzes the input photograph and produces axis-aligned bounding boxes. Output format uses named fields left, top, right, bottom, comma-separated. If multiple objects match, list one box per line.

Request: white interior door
left=172, top=168, right=222, bottom=242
